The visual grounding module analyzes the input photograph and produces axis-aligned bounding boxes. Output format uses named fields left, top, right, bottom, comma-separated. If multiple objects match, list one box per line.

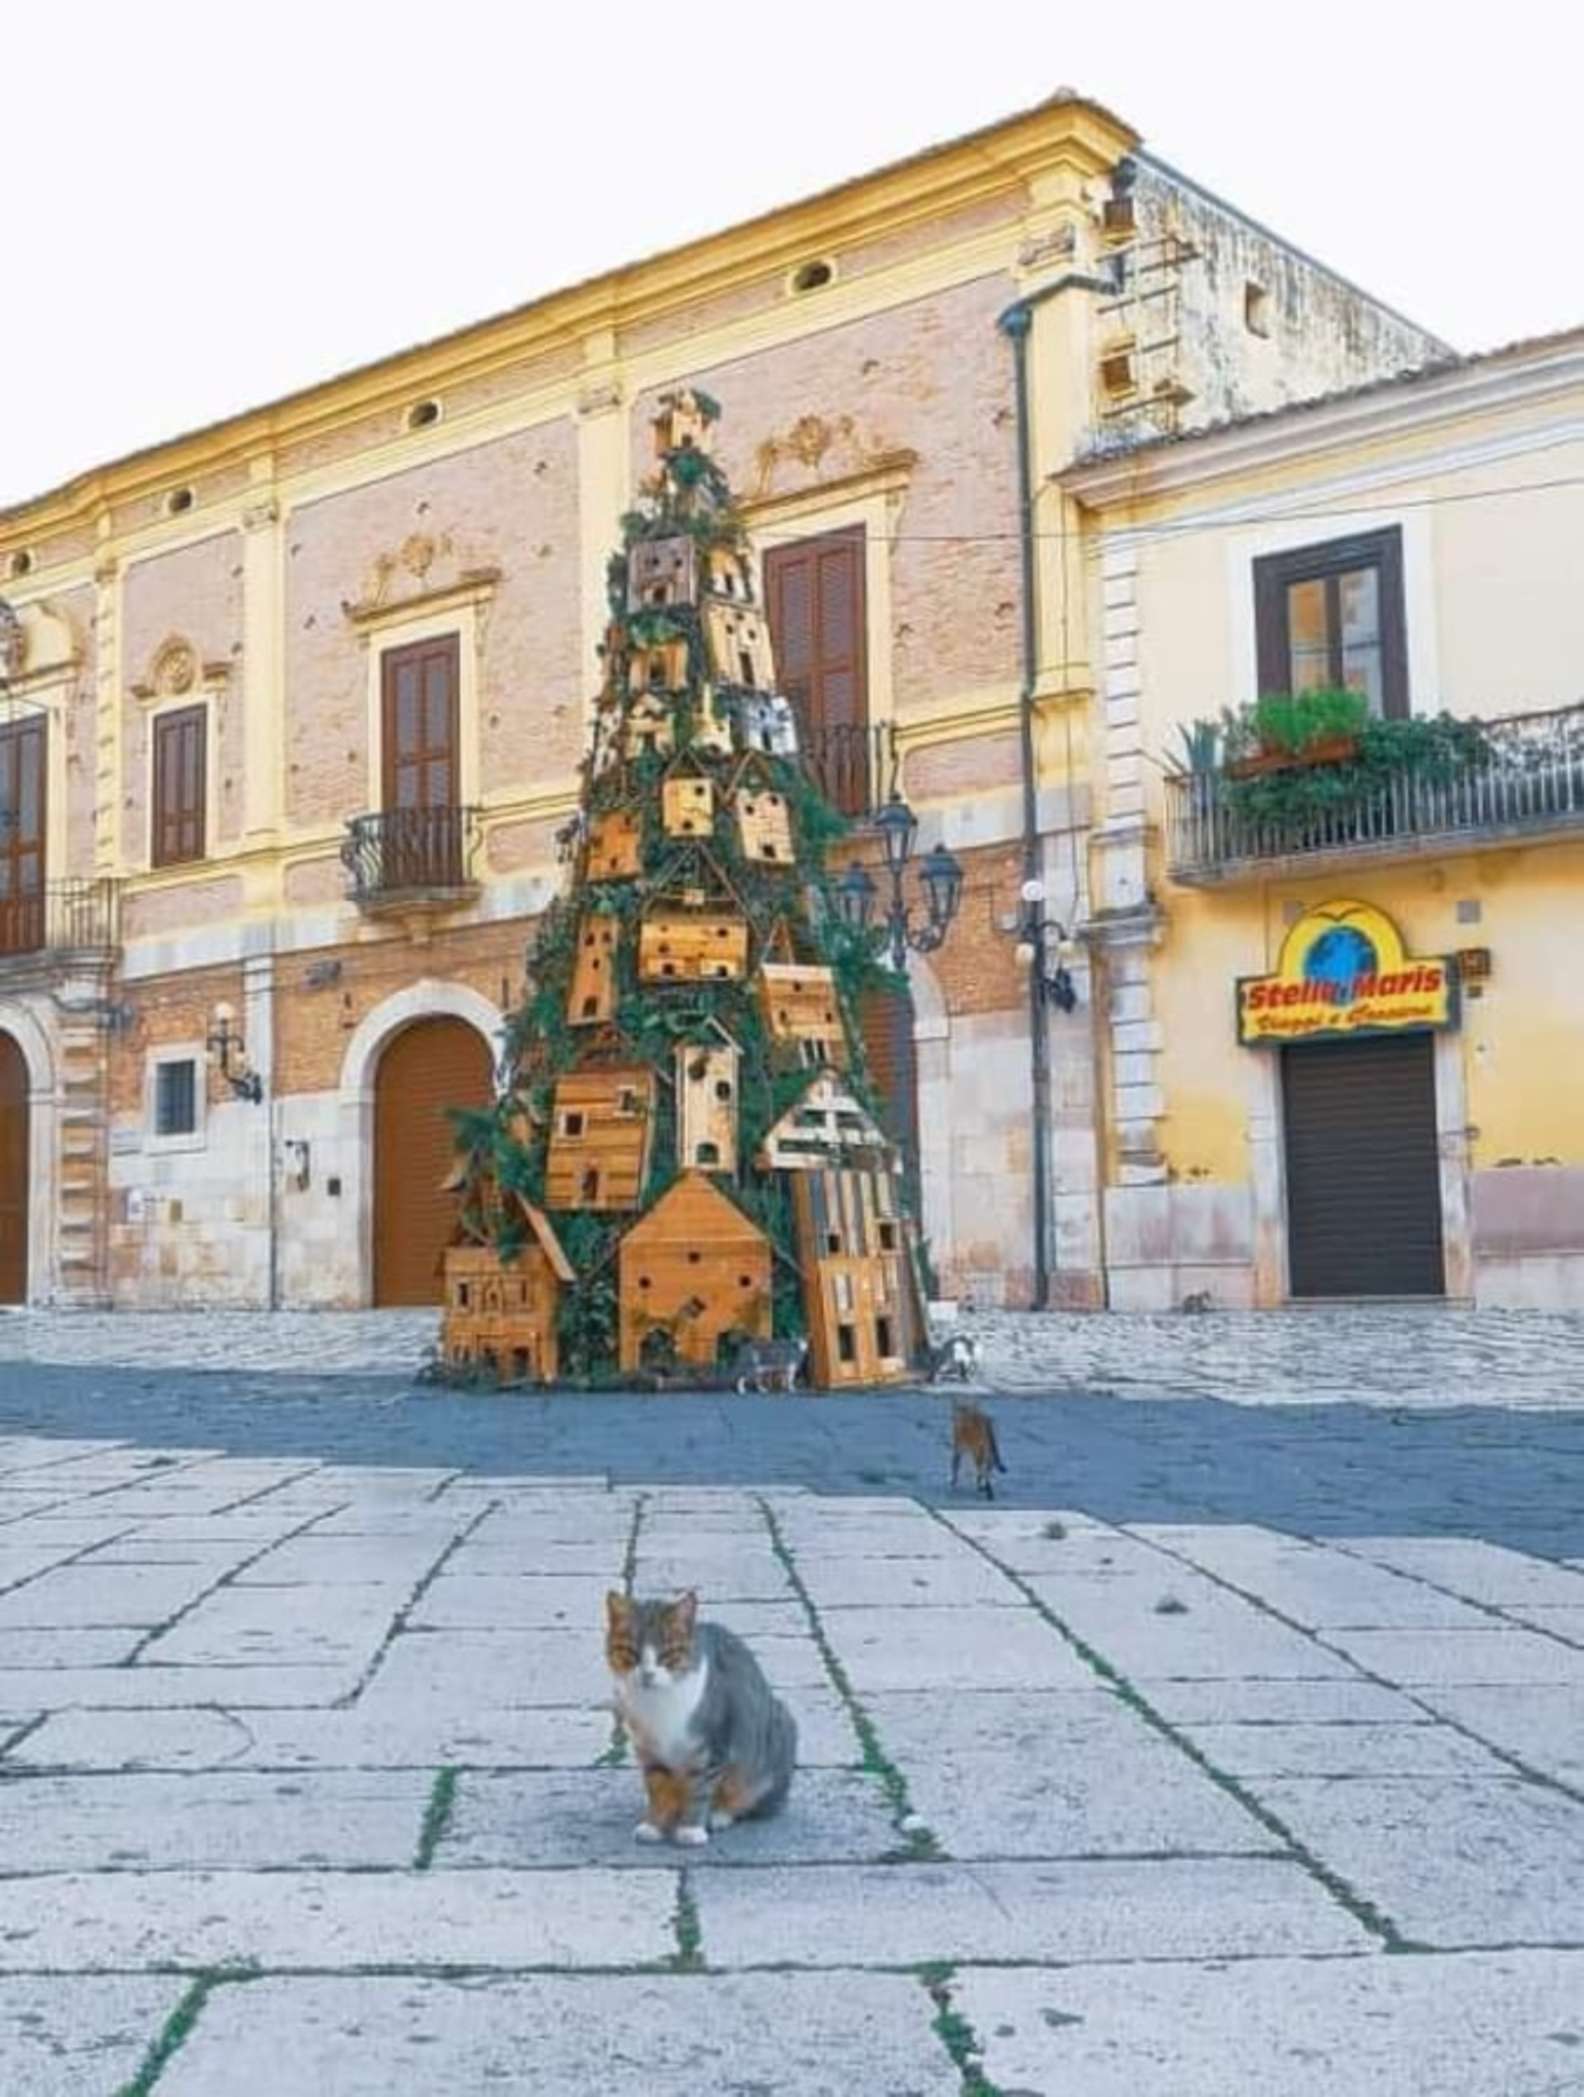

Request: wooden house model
left=704, top=600, right=775, bottom=691
left=653, top=388, right=710, bottom=457
left=731, top=762, right=794, bottom=864
left=628, top=534, right=698, bottom=611
left=662, top=771, right=715, bottom=838
left=758, top=1072, right=892, bottom=1171
left=568, top=915, right=619, bottom=1026
left=618, top=1172, right=772, bottom=1372
left=792, top=1168, right=920, bottom=1388
left=640, top=903, right=748, bottom=983
left=677, top=1037, right=740, bottom=1173
left=759, top=962, right=847, bottom=1068
left=688, top=687, right=734, bottom=756
left=545, top=1066, right=656, bottom=1209
left=441, top=1201, right=574, bottom=1385
left=587, top=810, right=642, bottom=880
left=740, top=692, right=799, bottom=758
left=624, top=689, right=676, bottom=759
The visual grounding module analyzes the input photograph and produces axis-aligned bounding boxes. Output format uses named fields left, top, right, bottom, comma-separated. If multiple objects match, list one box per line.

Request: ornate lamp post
left=833, top=793, right=964, bottom=972
left=207, top=1002, right=264, bottom=1105
left=1011, top=876, right=1079, bottom=1013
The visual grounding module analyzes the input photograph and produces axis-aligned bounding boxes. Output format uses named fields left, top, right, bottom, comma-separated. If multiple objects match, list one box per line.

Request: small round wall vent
left=163, top=487, right=195, bottom=517
left=790, top=259, right=835, bottom=295
left=6, top=549, right=33, bottom=579
left=406, top=398, right=442, bottom=431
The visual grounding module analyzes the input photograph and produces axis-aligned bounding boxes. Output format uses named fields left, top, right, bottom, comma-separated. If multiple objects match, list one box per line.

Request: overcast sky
left=3, top=0, right=1579, bottom=513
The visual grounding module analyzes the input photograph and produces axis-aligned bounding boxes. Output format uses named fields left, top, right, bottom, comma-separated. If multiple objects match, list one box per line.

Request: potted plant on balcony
left=1223, top=688, right=1370, bottom=778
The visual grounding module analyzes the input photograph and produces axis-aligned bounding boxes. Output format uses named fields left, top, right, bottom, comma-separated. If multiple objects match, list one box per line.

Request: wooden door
left=0, top=717, right=46, bottom=956
left=1283, top=1033, right=1445, bottom=1297
left=381, top=636, right=461, bottom=888
left=764, top=527, right=869, bottom=814
left=0, top=1032, right=27, bottom=1305
left=373, top=1017, right=493, bottom=1306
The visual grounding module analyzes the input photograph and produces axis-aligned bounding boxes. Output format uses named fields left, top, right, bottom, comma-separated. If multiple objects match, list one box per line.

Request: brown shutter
left=374, top=1017, right=494, bottom=1305
left=0, top=718, right=47, bottom=954
left=764, top=527, right=868, bottom=814
left=382, top=635, right=459, bottom=811
left=0, top=1030, right=27, bottom=1303
left=1282, top=1034, right=1445, bottom=1298
left=152, top=706, right=206, bottom=868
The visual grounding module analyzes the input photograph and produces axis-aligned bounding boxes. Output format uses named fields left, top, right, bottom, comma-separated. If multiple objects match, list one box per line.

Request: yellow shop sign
left=1237, top=899, right=1457, bottom=1046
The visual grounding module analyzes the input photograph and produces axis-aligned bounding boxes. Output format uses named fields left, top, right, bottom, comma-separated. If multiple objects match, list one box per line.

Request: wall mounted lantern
left=207, top=1001, right=264, bottom=1104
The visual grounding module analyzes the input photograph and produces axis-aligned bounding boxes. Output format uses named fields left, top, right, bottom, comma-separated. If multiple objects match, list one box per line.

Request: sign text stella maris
left=1237, top=899, right=1458, bottom=1047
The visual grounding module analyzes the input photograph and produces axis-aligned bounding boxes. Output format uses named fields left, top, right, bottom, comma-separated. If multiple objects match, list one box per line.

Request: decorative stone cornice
left=341, top=566, right=502, bottom=632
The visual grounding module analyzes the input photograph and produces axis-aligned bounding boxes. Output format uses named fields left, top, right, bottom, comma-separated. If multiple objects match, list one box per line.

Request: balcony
left=340, top=806, right=482, bottom=911
left=799, top=721, right=899, bottom=821
left=1165, top=703, right=1584, bottom=885
left=0, top=879, right=120, bottom=968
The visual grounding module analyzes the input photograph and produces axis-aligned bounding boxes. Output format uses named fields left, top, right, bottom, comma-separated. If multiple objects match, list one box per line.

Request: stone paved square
left=1, top=1307, right=1583, bottom=2089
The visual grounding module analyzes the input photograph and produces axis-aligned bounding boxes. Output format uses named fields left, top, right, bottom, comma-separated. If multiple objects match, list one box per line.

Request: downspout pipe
left=997, top=272, right=1112, bottom=1309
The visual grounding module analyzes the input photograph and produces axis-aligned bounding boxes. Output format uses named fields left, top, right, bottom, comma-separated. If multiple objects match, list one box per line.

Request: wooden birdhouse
left=545, top=1067, right=656, bottom=1210
left=640, top=906, right=748, bottom=984
left=440, top=1203, right=573, bottom=1385
left=741, top=692, right=799, bottom=759
left=689, top=688, right=734, bottom=757
left=567, top=916, right=619, bottom=1026
left=662, top=775, right=715, bottom=838
left=627, top=535, right=698, bottom=612
left=733, top=776, right=794, bottom=865
left=792, top=1169, right=920, bottom=1388
left=758, top=1073, right=893, bottom=1172
left=759, top=963, right=847, bottom=1068
left=704, top=601, right=775, bottom=691
left=624, top=690, right=676, bottom=760
left=618, top=1173, right=771, bottom=1373
left=628, top=637, right=688, bottom=696
left=588, top=809, right=642, bottom=881
left=652, top=389, right=711, bottom=458
left=677, top=1038, right=740, bottom=1173
left=707, top=546, right=753, bottom=602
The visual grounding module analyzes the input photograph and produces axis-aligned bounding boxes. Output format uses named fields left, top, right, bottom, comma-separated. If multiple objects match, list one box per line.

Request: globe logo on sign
left=1303, top=925, right=1376, bottom=1005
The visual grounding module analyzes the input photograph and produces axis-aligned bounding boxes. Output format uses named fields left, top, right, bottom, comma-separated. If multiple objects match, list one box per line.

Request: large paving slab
left=1339, top=1536, right=1584, bottom=1606
left=1129, top=1524, right=1504, bottom=1629
left=156, top=1972, right=959, bottom=2096
left=0, top=1976, right=184, bottom=2097
left=0, top=1867, right=676, bottom=1971
left=1318, top=1625, right=1584, bottom=1685
left=436, top=1768, right=898, bottom=1867
left=1416, top=1683, right=1584, bottom=1785
left=1178, top=1720, right=1512, bottom=1779
left=691, top=1857, right=1369, bottom=1965
left=0, top=1770, right=432, bottom=1871
left=818, top=1605, right=1095, bottom=1692
left=1027, top=1574, right=1358, bottom=1681
left=1248, top=1775, right=1584, bottom=1946
left=957, top=1949, right=1584, bottom=2097
left=357, top=1627, right=612, bottom=1708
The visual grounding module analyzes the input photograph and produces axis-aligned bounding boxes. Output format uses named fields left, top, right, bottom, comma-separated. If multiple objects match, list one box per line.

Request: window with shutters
left=151, top=705, right=207, bottom=867
left=1254, top=529, right=1408, bottom=719
left=380, top=634, right=463, bottom=887
left=0, top=716, right=47, bottom=956
left=763, top=526, right=869, bottom=815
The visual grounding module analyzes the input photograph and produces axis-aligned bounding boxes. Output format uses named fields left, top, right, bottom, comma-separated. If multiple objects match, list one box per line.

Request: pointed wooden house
left=618, top=1173, right=772, bottom=1373
left=758, top=1072, right=893, bottom=1171
left=759, top=962, right=847, bottom=1069
left=441, top=1199, right=574, bottom=1385
left=792, top=1168, right=922, bottom=1388
left=677, top=1029, right=741, bottom=1174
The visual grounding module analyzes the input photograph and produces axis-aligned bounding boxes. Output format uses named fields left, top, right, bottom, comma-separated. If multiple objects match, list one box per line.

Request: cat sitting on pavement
left=605, top=1589, right=798, bottom=1846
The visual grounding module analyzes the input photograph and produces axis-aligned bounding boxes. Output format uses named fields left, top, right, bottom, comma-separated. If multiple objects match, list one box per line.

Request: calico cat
left=605, top=1589, right=797, bottom=1846
left=951, top=1399, right=1007, bottom=1499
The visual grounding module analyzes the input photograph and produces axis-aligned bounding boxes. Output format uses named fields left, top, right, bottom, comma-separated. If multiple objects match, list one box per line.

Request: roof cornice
left=0, top=93, right=1136, bottom=541
left=1059, top=333, right=1584, bottom=506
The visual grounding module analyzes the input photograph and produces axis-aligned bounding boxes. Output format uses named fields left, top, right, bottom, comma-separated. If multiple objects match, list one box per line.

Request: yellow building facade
left=1064, top=330, right=1584, bottom=1309
left=0, top=92, right=1449, bottom=1312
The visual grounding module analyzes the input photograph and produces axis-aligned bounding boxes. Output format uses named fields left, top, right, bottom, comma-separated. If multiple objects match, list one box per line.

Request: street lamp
left=207, top=1002, right=264, bottom=1105
left=1012, top=877, right=1079, bottom=1013
left=833, top=793, right=964, bottom=973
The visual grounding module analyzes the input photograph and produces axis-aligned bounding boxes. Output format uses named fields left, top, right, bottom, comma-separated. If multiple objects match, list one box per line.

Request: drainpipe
left=997, top=272, right=1112, bottom=1309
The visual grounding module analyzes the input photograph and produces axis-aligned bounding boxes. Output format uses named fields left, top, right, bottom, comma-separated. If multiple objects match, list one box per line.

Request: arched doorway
left=373, top=1017, right=494, bottom=1306
left=0, top=1032, right=28, bottom=1305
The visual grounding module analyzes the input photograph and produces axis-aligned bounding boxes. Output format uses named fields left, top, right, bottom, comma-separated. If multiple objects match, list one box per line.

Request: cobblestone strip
left=934, top=1509, right=1406, bottom=1948
left=756, top=1497, right=939, bottom=1862
left=1136, top=1528, right=1584, bottom=1811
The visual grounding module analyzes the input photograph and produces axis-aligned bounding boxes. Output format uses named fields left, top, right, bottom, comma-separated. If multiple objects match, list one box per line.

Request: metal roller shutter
left=1282, top=1033, right=1445, bottom=1298
left=373, top=1017, right=494, bottom=1306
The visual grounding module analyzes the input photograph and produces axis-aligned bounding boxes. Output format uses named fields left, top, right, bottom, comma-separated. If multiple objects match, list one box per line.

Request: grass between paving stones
left=919, top=1965, right=1004, bottom=2097
left=336, top=1498, right=501, bottom=1707
left=596, top=1490, right=650, bottom=1769
left=118, top=1497, right=345, bottom=1669
left=929, top=1507, right=1408, bottom=1950
left=414, top=1764, right=460, bottom=1869
left=671, top=1867, right=705, bottom=1971
left=755, top=1497, right=941, bottom=1863
left=115, top=1971, right=251, bottom=2097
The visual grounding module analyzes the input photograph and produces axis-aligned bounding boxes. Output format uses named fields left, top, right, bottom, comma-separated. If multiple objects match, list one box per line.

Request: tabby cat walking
left=951, top=1400, right=1007, bottom=1499
left=605, top=1590, right=798, bottom=1845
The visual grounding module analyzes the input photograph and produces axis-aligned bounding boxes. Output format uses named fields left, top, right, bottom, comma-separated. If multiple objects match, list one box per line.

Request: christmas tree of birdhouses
left=438, top=389, right=926, bottom=1389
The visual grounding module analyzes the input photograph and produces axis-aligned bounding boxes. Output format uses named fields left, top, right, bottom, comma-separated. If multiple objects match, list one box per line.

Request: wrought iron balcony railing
left=0, top=878, right=120, bottom=962
left=1165, top=703, right=1584, bottom=884
left=340, top=806, right=482, bottom=908
left=798, top=720, right=899, bottom=821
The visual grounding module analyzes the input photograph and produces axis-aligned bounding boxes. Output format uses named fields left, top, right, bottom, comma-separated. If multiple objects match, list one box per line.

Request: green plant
left=1220, top=710, right=1495, bottom=828
left=1174, top=718, right=1222, bottom=775
left=1249, top=686, right=1369, bottom=756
